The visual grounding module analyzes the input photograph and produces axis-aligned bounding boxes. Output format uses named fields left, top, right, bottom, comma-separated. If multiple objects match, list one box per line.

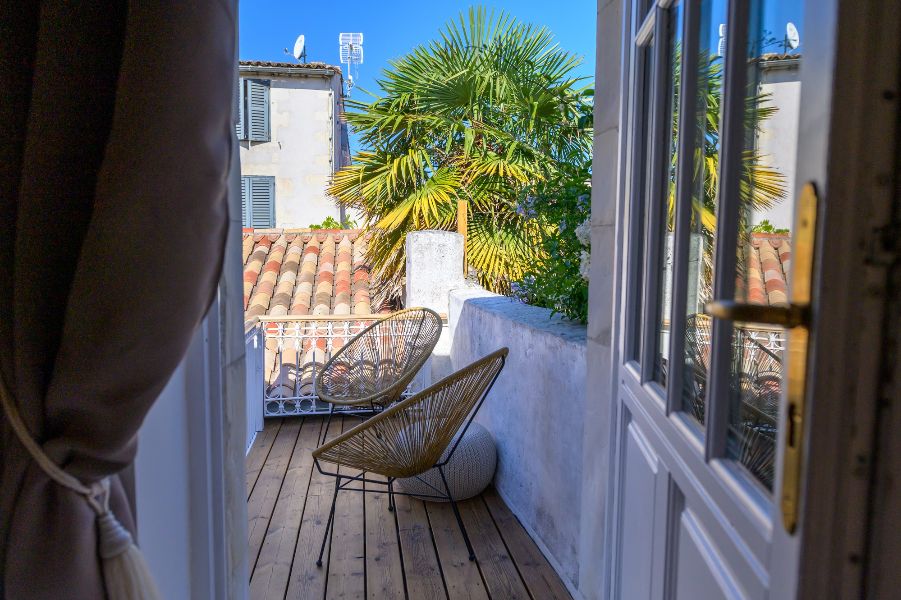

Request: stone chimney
left=405, top=230, right=465, bottom=315
left=405, top=230, right=465, bottom=386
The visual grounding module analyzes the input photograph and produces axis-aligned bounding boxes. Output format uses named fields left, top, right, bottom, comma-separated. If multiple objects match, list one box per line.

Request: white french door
left=609, top=0, right=827, bottom=597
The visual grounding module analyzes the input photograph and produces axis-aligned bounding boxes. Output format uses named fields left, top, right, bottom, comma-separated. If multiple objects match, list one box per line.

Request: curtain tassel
left=91, top=480, right=162, bottom=600
left=0, top=378, right=161, bottom=599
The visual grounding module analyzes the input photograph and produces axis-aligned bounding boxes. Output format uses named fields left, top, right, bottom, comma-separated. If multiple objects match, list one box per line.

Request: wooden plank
left=249, top=417, right=323, bottom=599
left=364, top=474, right=405, bottom=599
left=459, top=498, right=530, bottom=600
left=246, top=418, right=282, bottom=499
left=426, top=502, right=488, bottom=600
left=395, top=494, right=447, bottom=600
left=482, top=489, right=572, bottom=599
left=286, top=415, right=345, bottom=599
left=247, top=418, right=303, bottom=571
left=326, top=416, right=366, bottom=599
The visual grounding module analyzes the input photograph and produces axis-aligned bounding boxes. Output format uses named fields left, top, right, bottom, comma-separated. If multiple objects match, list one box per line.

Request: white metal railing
left=249, top=314, right=424, bottom=418
left=745, top=328, right=786, bottom=353
left=691, top=326, right=786, bottom=356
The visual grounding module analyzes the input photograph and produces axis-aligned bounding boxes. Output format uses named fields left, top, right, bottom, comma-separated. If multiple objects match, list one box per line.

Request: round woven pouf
left=397, top=422, right=496, bottom=502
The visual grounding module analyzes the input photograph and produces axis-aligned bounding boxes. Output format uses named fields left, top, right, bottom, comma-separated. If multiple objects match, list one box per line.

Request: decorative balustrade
left=745, top=328, right=786, bottom=353
left=248, top=314, right=423, bottom=418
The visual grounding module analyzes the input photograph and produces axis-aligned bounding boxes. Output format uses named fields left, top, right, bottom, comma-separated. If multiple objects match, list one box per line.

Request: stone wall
left=447, top=286, right=587, bottom=593
left=239, top=74, right=347, bottom=227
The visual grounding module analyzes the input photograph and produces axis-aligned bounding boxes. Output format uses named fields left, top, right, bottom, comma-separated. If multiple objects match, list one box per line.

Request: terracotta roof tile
left=741, top=233, right=791, bottom=307
left=239, top=60, right=342, bottom=75
left=243, top=228, right=376, bottom=320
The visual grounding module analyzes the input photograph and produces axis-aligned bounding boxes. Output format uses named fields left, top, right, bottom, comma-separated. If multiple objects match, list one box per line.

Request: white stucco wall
left=754, top=62, right=801, bottom=230
left=447, top=287, right=587, bottom=595
left=239, top=73, right=347, bottom=227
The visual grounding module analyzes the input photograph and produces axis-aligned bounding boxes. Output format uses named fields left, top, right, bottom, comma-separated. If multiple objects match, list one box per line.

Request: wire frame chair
left=312, top=347, right=509, bottom=565
left=314, top=307, right=442, bottom=441
left=684, top=313, right=783, bottom=487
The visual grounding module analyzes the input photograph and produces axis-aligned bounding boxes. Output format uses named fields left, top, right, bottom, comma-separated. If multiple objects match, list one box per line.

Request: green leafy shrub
left=511, top=163, right=591, bottom=323
left=750, top=219, right=789, bottom=234
left=309, top=216, right=358, bottom=230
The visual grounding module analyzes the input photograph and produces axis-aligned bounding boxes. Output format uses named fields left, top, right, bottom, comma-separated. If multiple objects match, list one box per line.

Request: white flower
left=579, top=249, right=591, bottom=281
left=575, top=218, right=591, bottom=247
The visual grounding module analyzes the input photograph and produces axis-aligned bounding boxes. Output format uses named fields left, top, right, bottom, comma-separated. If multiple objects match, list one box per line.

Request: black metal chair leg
left=438, top=465, right=475, bottom=561
left=320, top=404, right=335, bottom=446
left=317, top=475, right=340, bottom=567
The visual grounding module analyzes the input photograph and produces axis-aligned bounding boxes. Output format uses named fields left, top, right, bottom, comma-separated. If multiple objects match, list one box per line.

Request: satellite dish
left=293, top=34, right=306, bottom=61
left=786, top=22, right=800, bottom=50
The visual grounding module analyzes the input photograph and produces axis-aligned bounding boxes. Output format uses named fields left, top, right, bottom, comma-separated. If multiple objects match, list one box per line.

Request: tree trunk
left=456, top=199, right=468, bottom=275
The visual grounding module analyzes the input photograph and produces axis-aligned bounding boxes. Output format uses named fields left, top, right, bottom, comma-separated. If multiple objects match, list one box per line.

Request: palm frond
left=328, top=6, right=593, bottom=303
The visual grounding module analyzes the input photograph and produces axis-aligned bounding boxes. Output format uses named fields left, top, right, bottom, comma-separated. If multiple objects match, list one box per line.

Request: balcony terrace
left=246, top=415, right=572, bottom=599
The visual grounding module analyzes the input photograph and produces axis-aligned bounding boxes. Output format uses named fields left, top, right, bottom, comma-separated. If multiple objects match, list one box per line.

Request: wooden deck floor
left=246, top=416, right=572, bottom=600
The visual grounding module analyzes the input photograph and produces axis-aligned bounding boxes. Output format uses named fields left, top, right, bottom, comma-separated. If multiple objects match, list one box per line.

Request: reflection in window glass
left=652, top=2, right=683, bottom=385
left=629, top=38, right=655, bottom=362
left=680, top=0, right=726, bottom=425
left=725, top=0, right=803, bottom=490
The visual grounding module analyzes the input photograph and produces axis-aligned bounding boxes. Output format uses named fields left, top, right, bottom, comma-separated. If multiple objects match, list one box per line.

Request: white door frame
left=136, top=45, right=250, bottom=599
left=790, top=0, right=901, bottom=596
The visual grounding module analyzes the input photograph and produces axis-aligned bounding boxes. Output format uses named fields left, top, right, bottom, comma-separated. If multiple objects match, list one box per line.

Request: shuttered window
left=240, top=176, right=275, bottom=227
left=240, top=176, right=248, bottom=223
left=246, top=79, right=270, bottom=141
left=236, top=77, right=245, bottom=140
left=236, top=78, right=269, bottom=141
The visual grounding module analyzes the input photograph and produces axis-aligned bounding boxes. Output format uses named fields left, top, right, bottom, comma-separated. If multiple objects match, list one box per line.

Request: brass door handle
left=704, top=182, right=819, bottom=535
left=704, top=300, right=810, bottom=329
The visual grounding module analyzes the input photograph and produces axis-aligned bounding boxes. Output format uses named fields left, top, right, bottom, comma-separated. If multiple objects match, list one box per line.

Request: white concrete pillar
left=405, top=230, right=464, bottom=315
left=405, top=230, right=465, bottom=388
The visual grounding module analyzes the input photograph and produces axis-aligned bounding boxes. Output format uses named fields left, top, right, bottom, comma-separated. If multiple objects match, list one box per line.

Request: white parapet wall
left=447, top=285, right=587, bottom=593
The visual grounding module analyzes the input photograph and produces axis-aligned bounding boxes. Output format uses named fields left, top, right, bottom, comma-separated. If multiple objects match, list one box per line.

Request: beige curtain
left=0, top=1, right=236, bottom=597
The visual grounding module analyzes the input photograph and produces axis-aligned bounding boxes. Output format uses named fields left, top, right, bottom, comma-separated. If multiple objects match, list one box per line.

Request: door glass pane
left=725, top=0, right=803, bottom=490
left=680, top=0, right=727, bottom=425
left=628, top=38, right=655, bottom=361
left=651, top=2, right=683, bottom=385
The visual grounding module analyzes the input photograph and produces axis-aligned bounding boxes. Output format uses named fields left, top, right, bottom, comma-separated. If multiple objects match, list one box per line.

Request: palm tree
left=666, top=50, right=787, bottom=298
left=329, top=7, right=594, bottom=304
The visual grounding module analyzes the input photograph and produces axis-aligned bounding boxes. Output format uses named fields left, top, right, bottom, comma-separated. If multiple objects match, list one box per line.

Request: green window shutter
left=236, top=77, right=246, bottom=140
left=248, top=176, right=275, bottom=227
left=246, top=79, right=270, bottom=142
left=240, top=176, right=249, bottom=227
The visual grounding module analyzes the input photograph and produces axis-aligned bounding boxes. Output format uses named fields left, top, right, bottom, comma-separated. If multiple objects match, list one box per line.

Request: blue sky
left=706, top=0, right=804, bottom=53
left=239, top=1, right=598, bottom=138
left=239, top=1, right=802, bottom=151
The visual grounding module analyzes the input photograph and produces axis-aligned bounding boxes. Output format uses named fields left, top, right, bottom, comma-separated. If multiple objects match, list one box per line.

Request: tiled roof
left=239, top=60, right=342, bottom=75
left=759, top=52, right=802, bottom=62
left=243, top=229, right=373, bottom=320
left=741, top=233, right=791, bottom=306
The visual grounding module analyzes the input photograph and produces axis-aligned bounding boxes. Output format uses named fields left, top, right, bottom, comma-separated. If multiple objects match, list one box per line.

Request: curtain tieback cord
left=0, top=376, right=161, bottom=600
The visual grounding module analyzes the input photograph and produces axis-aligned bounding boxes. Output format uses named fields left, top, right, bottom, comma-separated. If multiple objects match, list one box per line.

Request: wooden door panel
left=617, top=414, right=660, bottom=600
left=674, top=508, right=738, bottom=599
